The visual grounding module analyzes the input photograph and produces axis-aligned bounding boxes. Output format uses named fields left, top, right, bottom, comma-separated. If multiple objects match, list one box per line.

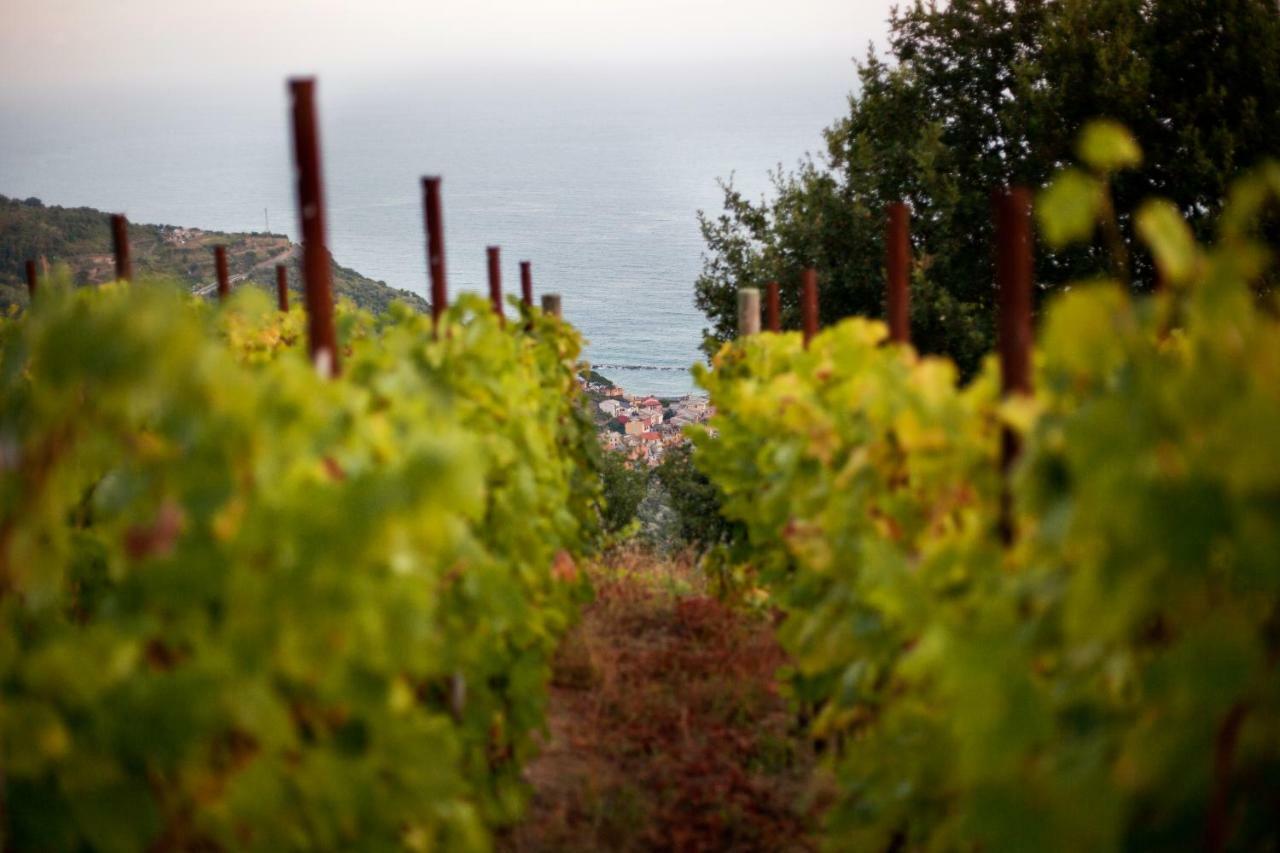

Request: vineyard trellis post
left=422, top=176, right=448, bottom=331
left=288, top=77, right=340, bottom=377
left=886, top=202, right=911, bottom=345
left=487, top=246, right=504, bottom=325
left=737, top=287, right=761, bottom=337
left=111, top=214, right=132, bottom=282
left=214, top=246, right=230, bottom=302
left=520, top=261, right=533, bottom=308
left=24, top=260, right=36, bottom=298
left=765, top=281, right=780, bottom=332
left=276, top=264, right=289, bottom=311
left=801, top=268, right=819, bottom=347
left=541, top=293, right=562, bottom=319
left=994, top=186, right=1034, bottom=543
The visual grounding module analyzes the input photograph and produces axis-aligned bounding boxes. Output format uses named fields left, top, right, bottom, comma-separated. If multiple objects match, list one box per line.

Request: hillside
left=0, top=194, right=429, bottom=313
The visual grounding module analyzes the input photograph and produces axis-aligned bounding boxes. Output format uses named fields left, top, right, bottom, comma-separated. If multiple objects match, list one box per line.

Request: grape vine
left=0, top=282, right=601, bottom=851
left=691, top=131, right=1280, bottom=851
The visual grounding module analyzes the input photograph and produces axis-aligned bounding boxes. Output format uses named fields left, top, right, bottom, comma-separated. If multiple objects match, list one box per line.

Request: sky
left=3, top=0, right=897, bottom=98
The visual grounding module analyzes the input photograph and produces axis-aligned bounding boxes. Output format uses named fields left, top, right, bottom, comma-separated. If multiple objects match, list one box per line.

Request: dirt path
left=500, top=550, right=823, bottom=853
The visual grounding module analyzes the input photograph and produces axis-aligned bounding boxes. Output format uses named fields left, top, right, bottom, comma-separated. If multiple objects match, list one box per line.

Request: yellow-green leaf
left=1135, top=199, right=1198, bottom=284
left=1038, top=169, right=1102, bottom=249
left=1077, top=120, right=1142, bottom=172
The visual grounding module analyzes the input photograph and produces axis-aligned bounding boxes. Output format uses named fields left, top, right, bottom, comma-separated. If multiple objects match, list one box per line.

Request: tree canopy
left=695, top=0, right=1280, bottom=372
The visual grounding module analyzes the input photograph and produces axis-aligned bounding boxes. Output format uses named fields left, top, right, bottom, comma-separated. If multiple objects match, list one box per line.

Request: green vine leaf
left=1038, top=168, right=1103, bottom=249
left=1077, top=120, right=1143, bottom=173
left=1135, top=199, right=1197, bottom=284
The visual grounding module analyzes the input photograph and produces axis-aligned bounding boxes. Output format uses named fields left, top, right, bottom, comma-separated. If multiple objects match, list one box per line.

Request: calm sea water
left=0, top=68, right=851, bottom=396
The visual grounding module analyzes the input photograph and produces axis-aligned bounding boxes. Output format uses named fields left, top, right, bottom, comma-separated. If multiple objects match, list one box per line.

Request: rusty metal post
left=996, top=188, right=1033, bottom=398
left=487, top=246, right=504, bottom=325
left=765, top=281, right=780, bottom=332
left=422, top=176, right=448, bottom=329
left=801, top=269, right=819, bottom=348
left=289, top=77, right=339, bottom=377
left=520, top=261, right=533, bottom=308
left=886, top=202, right=911, bottom=345
left=737, top=288, right=761, bottom=337
left=276, top=264, right=290, bottom=311
left=995, top=186, right=1034, bottom=543
left=541, top=293, right=562, bottom=319
left=214, top=246, right=230, bottom=301
left=111, top=214, right=132, bottom=282
left=24, top=260, right=37, bottom=298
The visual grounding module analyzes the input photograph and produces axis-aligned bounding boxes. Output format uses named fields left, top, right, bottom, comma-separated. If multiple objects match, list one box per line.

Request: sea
left=0, top=65, right=853, bottom=396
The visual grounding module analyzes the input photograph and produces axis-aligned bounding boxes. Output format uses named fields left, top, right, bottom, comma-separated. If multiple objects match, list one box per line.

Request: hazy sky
left=4, top=0, right=897, bottom=97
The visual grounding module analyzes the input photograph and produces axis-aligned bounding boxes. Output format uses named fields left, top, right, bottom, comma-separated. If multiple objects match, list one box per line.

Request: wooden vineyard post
left=487, top=246, right=504, bottom=325
left=994, top=186, right=1034, bottom=544
left=422, top=176, right=448, bottom=331
left=276, top=264, right=289, bottom=311
left=737, top=288, right=761, bottom=337
left=111, top=214, right=132, bottom=282
left=765, top=281, right=780, bottom=332
left=520, top=261, right=533, bottom=308
left=24, top=260, right=37, bottom=298
left=886, top=202, right=911, bottom=345
left=288, top=77, right=340, bottom=377
left=541, top=293, right=562, bottom=319
left=801, top=268, right=819, bottom=348
left=214, top=246, right=230, bottom=302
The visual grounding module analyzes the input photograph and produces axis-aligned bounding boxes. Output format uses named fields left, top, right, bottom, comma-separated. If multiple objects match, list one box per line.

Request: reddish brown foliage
left=124, top=500, right=185, bottom=560
left=502, top=550, right=821, bottom=852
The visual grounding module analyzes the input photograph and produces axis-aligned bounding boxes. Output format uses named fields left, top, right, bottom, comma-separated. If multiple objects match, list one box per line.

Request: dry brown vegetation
left=501, top=548, right=825, bottom=853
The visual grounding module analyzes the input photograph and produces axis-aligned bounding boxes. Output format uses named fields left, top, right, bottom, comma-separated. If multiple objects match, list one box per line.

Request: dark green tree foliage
left=583, top=369, right=616, bottom=388
left=654, top=442, right=741, bottom=550
left=695, top=0, right=1280, bottom=372
left=598, top=450, right=648, bottom=535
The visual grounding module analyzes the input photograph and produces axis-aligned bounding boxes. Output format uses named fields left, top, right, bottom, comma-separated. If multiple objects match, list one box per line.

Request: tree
left=654, top=442, right=741, bottom=551
left=695, top=0, right=1280, bottom=373
left=598, top=449, right=648, bottom=535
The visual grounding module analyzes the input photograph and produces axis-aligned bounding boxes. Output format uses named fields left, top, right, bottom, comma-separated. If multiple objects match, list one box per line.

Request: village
left=579, top=373, right=715, bottom=467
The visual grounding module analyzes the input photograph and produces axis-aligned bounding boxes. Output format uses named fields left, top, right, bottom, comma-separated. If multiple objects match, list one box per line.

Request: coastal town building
left=584, top=375, right=713, bottom=465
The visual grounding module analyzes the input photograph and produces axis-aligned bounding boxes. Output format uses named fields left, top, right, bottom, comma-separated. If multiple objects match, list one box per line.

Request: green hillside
left=0, top=194, right=429, bottom=314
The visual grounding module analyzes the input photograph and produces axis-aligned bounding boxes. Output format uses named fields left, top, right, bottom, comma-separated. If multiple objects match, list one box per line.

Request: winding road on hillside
left=192, top=243, right=298, bottom=298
